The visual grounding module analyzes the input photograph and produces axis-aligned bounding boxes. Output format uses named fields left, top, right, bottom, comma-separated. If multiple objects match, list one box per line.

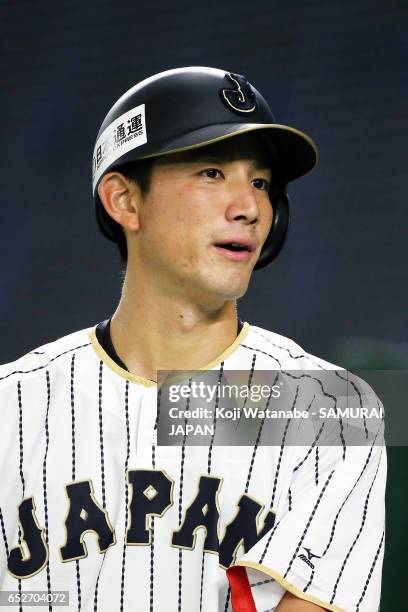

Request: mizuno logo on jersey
left=298, top=546, right=321, bottom=569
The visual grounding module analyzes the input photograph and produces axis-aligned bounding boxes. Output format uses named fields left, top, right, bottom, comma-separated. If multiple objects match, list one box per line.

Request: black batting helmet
left=92, top=66, right=317, bottom=269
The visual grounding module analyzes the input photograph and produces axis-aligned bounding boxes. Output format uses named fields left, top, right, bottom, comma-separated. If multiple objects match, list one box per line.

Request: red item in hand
left=227, top=566, right=257, bottom=612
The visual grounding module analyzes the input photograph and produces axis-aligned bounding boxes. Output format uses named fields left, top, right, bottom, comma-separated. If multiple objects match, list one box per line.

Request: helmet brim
left=136, top=122, right=318, bottom=183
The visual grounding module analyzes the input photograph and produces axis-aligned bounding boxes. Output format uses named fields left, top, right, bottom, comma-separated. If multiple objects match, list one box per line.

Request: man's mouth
left=216, top=242, right=249, bottom=252
left=214, top=239, right=255, bottom=253
left=213, top=239, right=256, bottom=261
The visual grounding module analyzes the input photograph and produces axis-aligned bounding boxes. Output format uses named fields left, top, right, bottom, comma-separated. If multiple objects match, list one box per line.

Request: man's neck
left=109, top=278, right=240, bottom=382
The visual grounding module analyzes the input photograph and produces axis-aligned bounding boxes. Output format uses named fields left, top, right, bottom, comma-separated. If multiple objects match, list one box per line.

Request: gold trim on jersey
left=89, top=327, right=156, bottom=387
left=231, top=561, right=346, bottom=612
left=89, top=322, right=251, bottom=387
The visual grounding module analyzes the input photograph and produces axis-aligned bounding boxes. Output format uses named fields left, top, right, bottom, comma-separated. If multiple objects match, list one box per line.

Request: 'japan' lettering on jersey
left=0, top=323, right=386, bottom=611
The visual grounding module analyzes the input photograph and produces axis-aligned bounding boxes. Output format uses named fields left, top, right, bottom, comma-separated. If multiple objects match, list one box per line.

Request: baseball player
left=0, top=67, right=386, bottom=612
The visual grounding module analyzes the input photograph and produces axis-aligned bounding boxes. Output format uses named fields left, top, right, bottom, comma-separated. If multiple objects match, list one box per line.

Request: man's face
left=131, top=132, right=274, bottom=302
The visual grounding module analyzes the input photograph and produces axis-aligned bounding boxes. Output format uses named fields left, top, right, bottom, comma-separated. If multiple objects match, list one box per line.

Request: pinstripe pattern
left=252, top=329, right=326, bottom=369
left=304, top=568, right=314, bottom=592
left=222, top=353, right=259, bottom=612
left=355, top=529, right=385, bottom=611
left=149, top=385, right=159, bottom=612
left=0, top=343, right=91, bottom=382
left=94, top=361, right=106, bottom=610
left=0, top=507, right=9, bottom=558
left=42, top=371, right=52, bottom=611
left=148, top=385, right=164, bottom=612
left=153, top=385, right=162, bottom=460
left=207, top=363, right=225, bottom=475
left=270, top=386, right=299, bottom=509
left=149, top=511, right=156, bottom=612
left=199, top=364, right=225, bottom=612
left=244, top=371, right=280, bottom=494
left=70, top=356, right=76, bottom=481
left=283, top=469, right=335, bottom=579
left=314, top=447, right=319, bottom=486
left=178, top=379, right=191, bottom=612
left=17, top=380, right=24, bottom=612
left=223, top=587, right=231, bottom=612
left=98, top=362, right=106, bottom=507
left=224, top=355, right=284, bottom=612
left=244, top=353, right=257, bottom=404
left=120, top=381, right=130, bottom=612
left=288, top=488, right=292, bottom=512
left=335, top=370, right=369, bottom=440
left=321, top=440, right=378, bottom=558
left=249, top=577, right=275, bottom=588
left=259, top=520, right=281, bottom=564
left=70, top=354, right=81, bottom=611
left=283, top=370, right=347, bottom=460
left=198, top=546, right=206, bottom=612
left=18, top=382, right=25, bottom=496
left=330, top=449, right=383, bottom=604
left=241, top=344, right=281, bottom=368
left=222, top=575, right=232, bottom=612
left=292, top=419, right=324, bottom=474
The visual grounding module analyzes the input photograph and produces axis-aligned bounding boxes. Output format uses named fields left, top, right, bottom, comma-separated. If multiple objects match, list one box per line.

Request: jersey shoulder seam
left=247, top=324, right=342, bottom=370
left=0, top=327, right=94, bottom=383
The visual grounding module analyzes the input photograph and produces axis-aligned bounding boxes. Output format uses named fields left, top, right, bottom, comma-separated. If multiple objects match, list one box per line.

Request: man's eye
left=201, top=168, right=223, bottom=179
left=252, top=178, right=270, bottom=191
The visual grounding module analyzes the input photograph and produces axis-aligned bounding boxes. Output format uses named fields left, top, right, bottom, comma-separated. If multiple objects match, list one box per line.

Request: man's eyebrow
left=185, top=152, right=272, bottom=170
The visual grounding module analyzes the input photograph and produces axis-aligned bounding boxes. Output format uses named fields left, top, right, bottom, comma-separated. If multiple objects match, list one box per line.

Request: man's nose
left=225, top=179, right=260, bottom=225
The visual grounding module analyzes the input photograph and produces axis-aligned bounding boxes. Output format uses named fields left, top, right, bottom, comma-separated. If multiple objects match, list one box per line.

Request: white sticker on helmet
left=92, top=103, right=147, bottom=193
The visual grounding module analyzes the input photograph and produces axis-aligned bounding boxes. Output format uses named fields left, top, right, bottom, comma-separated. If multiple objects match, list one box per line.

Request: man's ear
left=98, top=172, right=142, bottom=233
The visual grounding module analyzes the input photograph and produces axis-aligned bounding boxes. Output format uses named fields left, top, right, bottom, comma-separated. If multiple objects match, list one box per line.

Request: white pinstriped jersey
left=0, top=323, right=386, bottom=612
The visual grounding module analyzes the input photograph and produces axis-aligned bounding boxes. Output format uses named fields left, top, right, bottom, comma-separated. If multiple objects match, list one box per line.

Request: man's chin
left=215, top=279, right=251, bottom=301
left=186, top=268, right=252, bottom=302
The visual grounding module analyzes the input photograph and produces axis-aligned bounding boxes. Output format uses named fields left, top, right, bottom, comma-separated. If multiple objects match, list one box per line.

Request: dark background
left=1, top=0, right=406, bottom=608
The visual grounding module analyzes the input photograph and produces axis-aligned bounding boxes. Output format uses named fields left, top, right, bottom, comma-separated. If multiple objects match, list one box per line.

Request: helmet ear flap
left=254, top=188, right=289, bottom=270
